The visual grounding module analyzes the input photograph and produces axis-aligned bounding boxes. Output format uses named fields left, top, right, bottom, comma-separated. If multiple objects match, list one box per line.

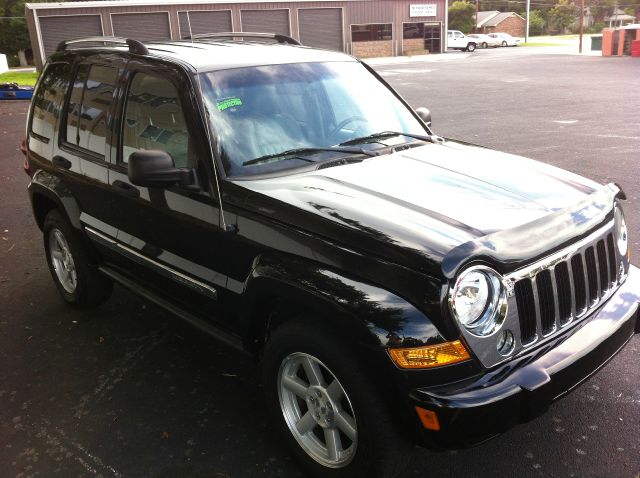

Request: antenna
left=186, top=12, right=232, bottom=233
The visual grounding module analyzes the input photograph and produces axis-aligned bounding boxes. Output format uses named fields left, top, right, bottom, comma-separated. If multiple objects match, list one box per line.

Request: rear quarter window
left=30, top=63, right=70, bottom=142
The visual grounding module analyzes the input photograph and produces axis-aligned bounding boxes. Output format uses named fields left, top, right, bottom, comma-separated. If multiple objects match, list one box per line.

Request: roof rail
left=56, top=36, right=149, bottom=55
left=187, top=32, right=301, bottom=46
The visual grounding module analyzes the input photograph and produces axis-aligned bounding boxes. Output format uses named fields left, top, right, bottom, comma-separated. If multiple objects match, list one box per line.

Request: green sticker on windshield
left=217, top=97, right=243, bottom=111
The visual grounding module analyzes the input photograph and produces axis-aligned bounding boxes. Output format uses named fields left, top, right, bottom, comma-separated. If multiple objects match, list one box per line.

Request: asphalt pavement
left=1, top=50, right=639, bottom=478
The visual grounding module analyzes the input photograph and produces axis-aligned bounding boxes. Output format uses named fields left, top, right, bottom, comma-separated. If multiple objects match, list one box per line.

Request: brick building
left=476, top=11, right=525, bottom=37
left=25, top=0, right=450, bottom=69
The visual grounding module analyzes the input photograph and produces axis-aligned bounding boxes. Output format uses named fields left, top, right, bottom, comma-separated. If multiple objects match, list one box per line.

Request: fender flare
left=240, top=252, right=446, bottom=352
left=28, top=170, right=82, bottom=230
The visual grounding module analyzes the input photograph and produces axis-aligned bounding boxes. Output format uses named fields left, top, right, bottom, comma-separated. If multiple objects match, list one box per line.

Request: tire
left=43, top=209, right=113, bottom=308
left=466, top=43, right=476, bottom=52
left=262, top=321, right=410, bottom=478
left=482, top=42, right=488, bottom=49
left=502, top=41, right=508, bottom=47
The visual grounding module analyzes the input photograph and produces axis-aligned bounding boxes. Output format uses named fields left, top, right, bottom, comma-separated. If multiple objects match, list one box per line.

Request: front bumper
left=410, top=264, right=640, bottom=448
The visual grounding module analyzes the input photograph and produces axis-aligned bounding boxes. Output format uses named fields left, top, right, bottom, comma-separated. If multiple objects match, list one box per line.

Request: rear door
left=104, top=60, right=227, bottom=322
left=58, top=54, right=126, bottom=227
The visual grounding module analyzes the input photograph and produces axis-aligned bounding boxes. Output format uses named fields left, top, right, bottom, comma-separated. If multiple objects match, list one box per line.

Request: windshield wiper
left=242, top=146, right=376, bottom=166
left=339, top=131, right=444, bottom=146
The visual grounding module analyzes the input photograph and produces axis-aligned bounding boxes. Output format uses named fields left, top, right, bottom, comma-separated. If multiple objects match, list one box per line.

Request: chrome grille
left=515, top=231, right=617, bottom=345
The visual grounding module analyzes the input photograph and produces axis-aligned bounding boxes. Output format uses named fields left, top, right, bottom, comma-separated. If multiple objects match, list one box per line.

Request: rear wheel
left=43, top=209, right=113, bottom=308
left=262, top=321, right=410, bottom=478
left=466, top=43, right=476, bottom=52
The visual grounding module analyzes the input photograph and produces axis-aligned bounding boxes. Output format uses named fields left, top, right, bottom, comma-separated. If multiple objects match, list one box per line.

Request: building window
left=403, top=23, right=425, bottom=39
left=351, top=24, right=392, bottom=42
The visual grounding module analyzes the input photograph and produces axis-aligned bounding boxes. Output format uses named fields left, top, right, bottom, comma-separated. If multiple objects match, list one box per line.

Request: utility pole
left=579, top=0, right=584, bottom=53
left=476, top=0, right=479, bottom=33
left=525, top=0, right=530, bottom=42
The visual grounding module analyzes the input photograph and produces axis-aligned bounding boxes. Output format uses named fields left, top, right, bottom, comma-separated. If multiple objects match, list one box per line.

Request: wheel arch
left=240, top=252, right=447, bottom=357
left=28, top=172, right=82, bottom=231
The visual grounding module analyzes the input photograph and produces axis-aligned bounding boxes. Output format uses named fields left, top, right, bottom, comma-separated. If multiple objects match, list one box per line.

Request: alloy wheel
left=278, top=352, right=357, bottom=468
left=49, top=228, right=77, bottom=293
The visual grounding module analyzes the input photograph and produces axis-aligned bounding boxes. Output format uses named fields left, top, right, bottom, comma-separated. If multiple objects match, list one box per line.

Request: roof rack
left=56, top=37, right=149, bottom=55
left=186, top=32, right=301, bottom=46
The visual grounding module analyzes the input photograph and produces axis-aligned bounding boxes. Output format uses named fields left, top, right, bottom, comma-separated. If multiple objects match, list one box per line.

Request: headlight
left=614, top=205, right=628, bottom=256
left=450, top=267, right=505, bottom=337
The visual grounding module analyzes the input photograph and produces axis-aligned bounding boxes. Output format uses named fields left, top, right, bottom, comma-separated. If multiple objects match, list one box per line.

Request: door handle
left=52, top=155, right=72, bottom=169
left=112, top=180, right=140, bottom=199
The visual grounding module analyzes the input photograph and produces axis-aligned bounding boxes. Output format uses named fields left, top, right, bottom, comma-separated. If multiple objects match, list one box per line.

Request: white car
left=488, top=32, right=522, bottom=46
left=467, top=33, right=500, bottom=48
left=447, top=30, right=477, bottom=52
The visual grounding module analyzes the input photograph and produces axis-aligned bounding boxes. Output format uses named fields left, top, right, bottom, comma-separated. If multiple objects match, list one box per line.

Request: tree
left=529, top=10, right=546, bottom=35
left=0, top=0, right=51, bottom=66
left=449, top=1, right=477, bottom=34
left=547, top=0, right=579, bottom=33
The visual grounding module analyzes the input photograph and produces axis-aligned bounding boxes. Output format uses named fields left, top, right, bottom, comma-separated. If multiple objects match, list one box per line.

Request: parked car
left=467, top=33, right=500, bottom=48
left=447, top=30, right=477, bottom=51
left=24, top=33, right=639, bottom=478
left=489, top=32, right=522, bottom=46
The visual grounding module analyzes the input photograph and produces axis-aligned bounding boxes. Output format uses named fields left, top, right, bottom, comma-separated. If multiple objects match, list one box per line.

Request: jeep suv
left=25, top=34, right=639, bottom=478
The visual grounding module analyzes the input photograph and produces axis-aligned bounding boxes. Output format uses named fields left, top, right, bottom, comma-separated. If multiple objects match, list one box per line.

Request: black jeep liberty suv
left=24, top=34, right=639, bottom=478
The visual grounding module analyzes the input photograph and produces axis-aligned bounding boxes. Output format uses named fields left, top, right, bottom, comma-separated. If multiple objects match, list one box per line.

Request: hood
left=234, top=140, right=604, bottom=275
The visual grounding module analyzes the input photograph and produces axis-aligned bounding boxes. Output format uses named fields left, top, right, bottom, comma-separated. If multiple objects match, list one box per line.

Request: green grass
left=520, top=42, right=561, bottom=47
left=0, top=71, right=40, bottom=86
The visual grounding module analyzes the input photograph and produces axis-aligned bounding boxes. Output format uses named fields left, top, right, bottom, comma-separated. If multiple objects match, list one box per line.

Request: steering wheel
left=327, top=116, right=368, bottom=143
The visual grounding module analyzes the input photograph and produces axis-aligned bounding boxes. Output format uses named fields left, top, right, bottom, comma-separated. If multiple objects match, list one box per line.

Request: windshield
left=200, top=61, right=427, bottom=177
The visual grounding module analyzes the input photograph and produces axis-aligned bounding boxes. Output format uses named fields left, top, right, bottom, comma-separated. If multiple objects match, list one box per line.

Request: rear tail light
left=20, top=138, right=31, bottom=176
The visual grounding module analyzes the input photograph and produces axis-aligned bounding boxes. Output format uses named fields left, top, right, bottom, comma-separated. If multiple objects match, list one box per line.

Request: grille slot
left=513, top=226, right=619, bottom=348
left=596, top=239, right=609, bottom=293
left=515, top=278, right=537, bottom=344
left=585, top=247, right=598, bottom=304
left=536, top=269, right=556, bottom=334
left=606, top=233, right=617, bottom=287
left=571, top=254, right=587, bottom=314
left=554, top=262, right=572, bottom=324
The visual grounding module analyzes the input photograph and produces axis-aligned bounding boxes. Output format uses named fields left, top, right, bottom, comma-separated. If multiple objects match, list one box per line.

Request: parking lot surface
left=1, top=51, right=638, bottom=478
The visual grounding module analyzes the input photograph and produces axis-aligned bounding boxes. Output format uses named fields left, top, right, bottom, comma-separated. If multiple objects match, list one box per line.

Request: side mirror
left=128, top=150, right=197, bottom=189
left=415, top=107, right=432, bottom=127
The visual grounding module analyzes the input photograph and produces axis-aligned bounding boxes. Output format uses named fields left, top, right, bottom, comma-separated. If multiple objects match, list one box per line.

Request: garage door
left=178, top=10, right=233, bottom=39
left=111, top=12, right=171, bottom=41
left=241, top=9, right=290, bottom=36
left=39, top=15, right=103, bottom=58
left=298, top=8, right=343, bottom=51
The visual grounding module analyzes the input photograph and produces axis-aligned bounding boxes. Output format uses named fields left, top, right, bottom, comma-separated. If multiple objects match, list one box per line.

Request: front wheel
left=466, top=43, right=476, bottom=52
left=482, top=42, right=488, bottom=49
left=262, top=322, right=410, bottom=478
left=502, top=41, right=508, bottom=47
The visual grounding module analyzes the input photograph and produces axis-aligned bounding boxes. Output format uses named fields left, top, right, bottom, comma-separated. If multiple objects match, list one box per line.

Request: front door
left=105, top=61, right=227, bottom=323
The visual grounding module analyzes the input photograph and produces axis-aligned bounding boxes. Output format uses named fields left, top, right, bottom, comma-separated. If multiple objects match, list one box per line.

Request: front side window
left=201, top=61, right=426, bottom=177
left=121, top=73, right=191, bottom=168
left=65, top=64, right=118, bottom=156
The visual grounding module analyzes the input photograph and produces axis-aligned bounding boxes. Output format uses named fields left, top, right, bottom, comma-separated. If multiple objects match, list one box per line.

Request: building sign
left=409, top=4, right=437, bottom=17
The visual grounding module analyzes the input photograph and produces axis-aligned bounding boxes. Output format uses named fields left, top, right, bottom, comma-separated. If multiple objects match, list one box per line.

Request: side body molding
left=240, top=252, right=446, bottom=350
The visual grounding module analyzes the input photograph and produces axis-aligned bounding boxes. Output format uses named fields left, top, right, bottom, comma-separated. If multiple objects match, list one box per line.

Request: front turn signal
left=388, top=340, right=471, bottom=369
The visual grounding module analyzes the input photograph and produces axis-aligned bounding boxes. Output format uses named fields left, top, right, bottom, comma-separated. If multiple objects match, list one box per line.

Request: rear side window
left=30, top=63, right=69, bottom=141
left=121, top=73, right=191, bottom=168
left=65, top=64, right=118, bottom=157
